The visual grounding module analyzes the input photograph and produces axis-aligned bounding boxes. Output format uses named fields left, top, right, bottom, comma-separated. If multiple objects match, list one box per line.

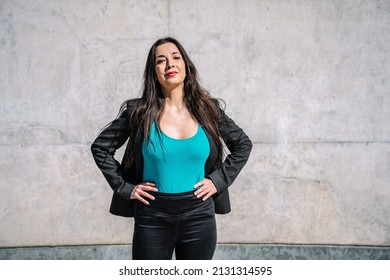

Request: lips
left=166, top=71, right=177, bottom=77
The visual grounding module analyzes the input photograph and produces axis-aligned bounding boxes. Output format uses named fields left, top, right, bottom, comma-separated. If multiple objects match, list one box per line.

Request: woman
left=91, top=37, right=252, bottom=260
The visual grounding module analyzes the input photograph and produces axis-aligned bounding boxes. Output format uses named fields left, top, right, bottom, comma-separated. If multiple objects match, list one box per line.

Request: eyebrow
left=155, top=51, right=181, bottom=59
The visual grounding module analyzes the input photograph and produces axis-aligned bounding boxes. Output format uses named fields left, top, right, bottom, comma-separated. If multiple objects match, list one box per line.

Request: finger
left=133, top=189, right=153, bottom=204
left=202, top=191, right=213, bottom=201
left=194, top=187, right=204, bottom=196
left=137, top=196, right=150, bottom=205
left=141, top=191, right=156, bottom=201
left=194, top=179, right=207, bottom=188
left=131, top=186, right=154, bottom=202
left=195, top=183, right=211, bottom=196
left=143, top=186, right=158, bottom=192
left=195, top=188, right=207, bottom=199
left=194, top=182, right=206, bottom=196
left=138, top=182, right=158, bottom=192
left=198, top=185, right=217, bottom=200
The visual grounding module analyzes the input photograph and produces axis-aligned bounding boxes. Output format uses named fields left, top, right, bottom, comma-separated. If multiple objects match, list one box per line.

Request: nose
left=166, top=59, right=175, bottom=69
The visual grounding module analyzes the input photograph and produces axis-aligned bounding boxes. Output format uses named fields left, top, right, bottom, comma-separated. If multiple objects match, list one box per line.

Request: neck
left=162, top=87, right=185, bottom=110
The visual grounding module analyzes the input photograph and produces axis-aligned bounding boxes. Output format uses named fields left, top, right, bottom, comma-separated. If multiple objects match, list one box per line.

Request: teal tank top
left=142, top=122, right=210, bottom=193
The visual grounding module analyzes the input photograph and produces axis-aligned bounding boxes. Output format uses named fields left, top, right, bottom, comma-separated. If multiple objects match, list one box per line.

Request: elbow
left=246, top=140, right=253, bottom=159
left=248, top=137, right=253, bottom=150
left=241, top=136, right=253, bottom=161
left=90, top=141, right=96, bottom=154
left=244, top=134, right=253, bottom=154
left=90, top=140, right=100, bottom=157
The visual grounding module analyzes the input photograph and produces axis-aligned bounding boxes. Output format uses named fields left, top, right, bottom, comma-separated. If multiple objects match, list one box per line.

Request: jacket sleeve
left=90, top=104, right=135, bottom=200
left=207, top=103, right=253, bottom=193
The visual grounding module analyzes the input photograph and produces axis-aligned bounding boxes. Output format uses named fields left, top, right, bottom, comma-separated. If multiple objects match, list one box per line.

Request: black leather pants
left=132, top=191, right=217, bottom=260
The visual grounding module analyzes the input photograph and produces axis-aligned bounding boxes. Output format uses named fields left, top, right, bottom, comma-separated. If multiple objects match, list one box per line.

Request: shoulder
left=210, top=97, right=224, bottom=108
left=124, top=98, right=140, bottom=109
left=210, top=97, right=227, bottom=117
left=119, top=98, right=141, bottom=116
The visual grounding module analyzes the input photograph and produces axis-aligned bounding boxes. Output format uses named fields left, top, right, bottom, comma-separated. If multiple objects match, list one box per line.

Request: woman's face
left=154, top=42, right=186, bottom=92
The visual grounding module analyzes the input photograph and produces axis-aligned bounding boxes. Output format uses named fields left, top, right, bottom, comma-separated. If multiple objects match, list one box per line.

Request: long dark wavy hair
left=121, top=37, right=224, bottom=171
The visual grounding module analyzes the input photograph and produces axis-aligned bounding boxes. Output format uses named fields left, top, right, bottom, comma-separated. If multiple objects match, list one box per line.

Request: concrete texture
left=1, top=244, right=389, bottom=260
left=0, top=0, right=389, bottom=248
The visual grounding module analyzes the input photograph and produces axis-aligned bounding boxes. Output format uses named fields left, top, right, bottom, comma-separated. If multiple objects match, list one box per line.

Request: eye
left=156, top=59, right=165, bottom=65
left=174, top=56, right=181, bottom=60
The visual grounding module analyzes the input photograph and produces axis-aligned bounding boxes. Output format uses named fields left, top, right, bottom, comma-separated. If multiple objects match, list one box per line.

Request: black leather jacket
left=91, top=99, right=252, bottom=217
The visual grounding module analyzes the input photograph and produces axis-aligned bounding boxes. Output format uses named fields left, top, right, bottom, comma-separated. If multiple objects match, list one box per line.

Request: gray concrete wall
left=1, top=0, right=389, bottom=249
left=2, top=244, right=390, bottom=260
